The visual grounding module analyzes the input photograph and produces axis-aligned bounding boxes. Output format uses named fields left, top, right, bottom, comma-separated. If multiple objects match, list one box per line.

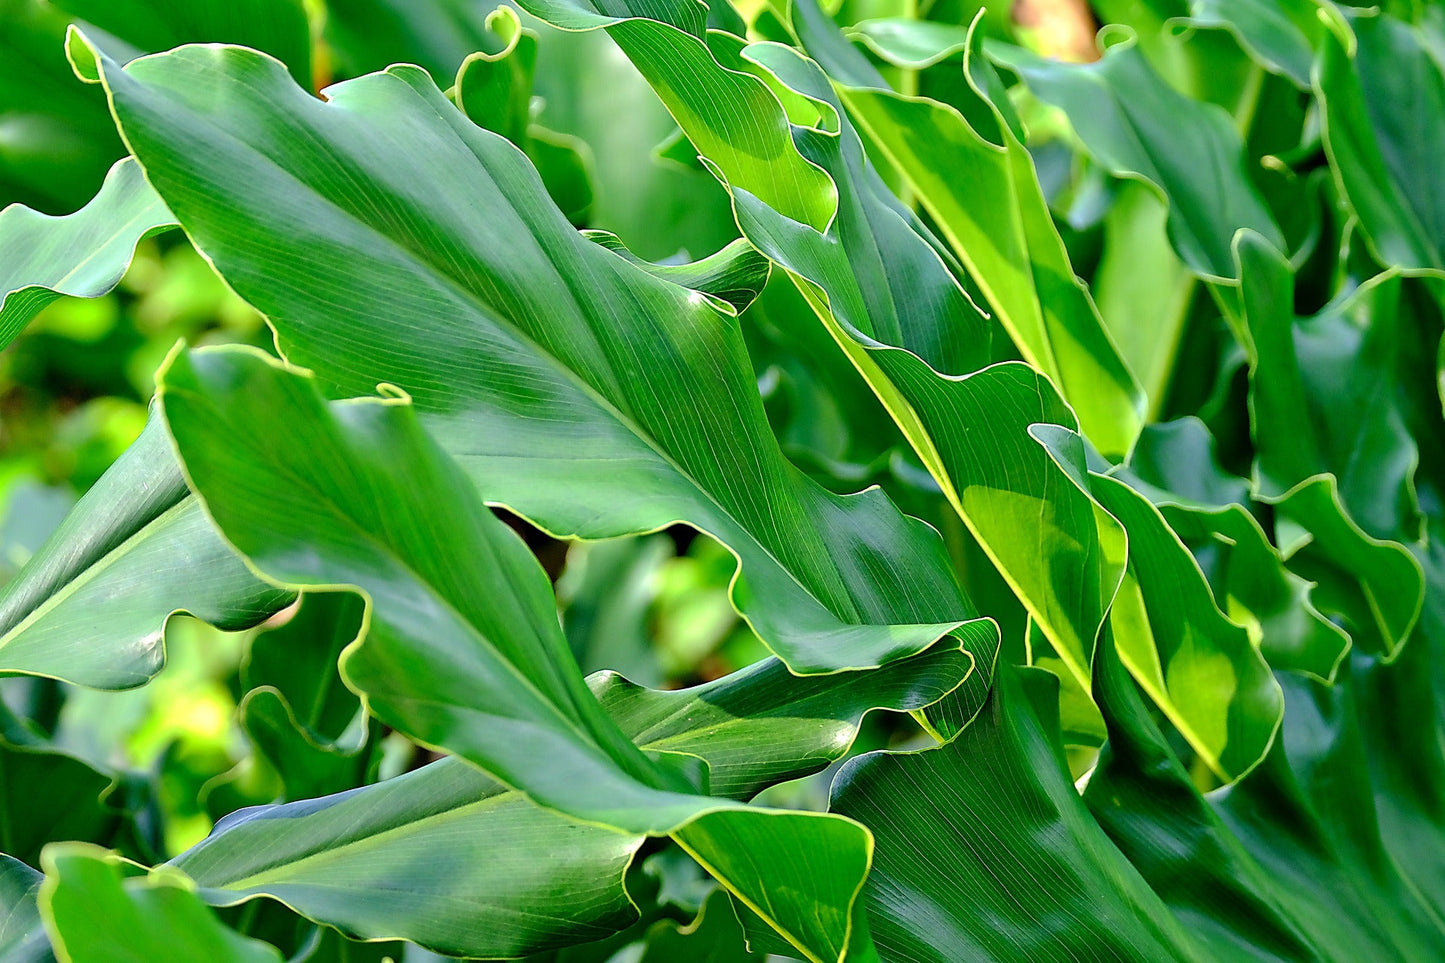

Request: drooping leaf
left=76, top=31, right=982, bottom=679
left=160, top=345, right=986, bottom=962
left=0, top=157, right=173, bottom=350
left=39, top=843, right=283, bottom=963
left=174, top=759, right=642, bottom=959
left=0, top=411, right=292, bottom=689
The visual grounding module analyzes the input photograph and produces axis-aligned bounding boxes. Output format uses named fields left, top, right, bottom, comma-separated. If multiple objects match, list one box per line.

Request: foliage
left=1, top=0, right=1444, bottom=960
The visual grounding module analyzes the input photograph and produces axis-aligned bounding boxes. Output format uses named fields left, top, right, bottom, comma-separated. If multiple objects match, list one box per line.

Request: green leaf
left=574, top=22, right=1123, bottom=696
left=161, top=344, right=978, bottom=962
left=0, top=855, right=51, bottom=963
left=1088, top=468, right=1282, bottom=780
left=988, top=35, right=1285, bottom=281
left=1235, top=235, right=1419, bottom=540
left=0, top=159, right=172, bottom=350
left=1317, top=11, right=1445, bottom=273
left=794, top=8, right=1145, bottom=452
left=39, top=843, right=283, bottom=963
left=1124, top=419, right=1351, bottom=681
left=831, top=663, right=1205, bottom=962
left=243, top=594, right=365, bottom=749
left=637, top=889, right=762, bottom=962
left=324, top=0, right=499, bottom=81
left=451, top=6, right=535, bottom=146
left=171, top=622, right=979, bottom=959
left=590, top=627, right=993, bottom=800
left=451, top=7, right=596, bottom=225
left=79, top=33, right=981, bottom=679
left=0, top=713, right=122, bottom=867
left=0, top=411, right=292, bottom=689
left=514, top=0, right=838, bottom=233
left=174, top=759, right=642, bottom=959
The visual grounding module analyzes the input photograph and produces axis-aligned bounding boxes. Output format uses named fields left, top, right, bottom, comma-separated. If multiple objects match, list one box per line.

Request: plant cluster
left=1, top=0, right=1443, bottom=960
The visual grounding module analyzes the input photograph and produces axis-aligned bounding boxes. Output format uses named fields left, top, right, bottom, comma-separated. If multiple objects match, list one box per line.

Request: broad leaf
left=74, top=32, right=982, bottom=679
left=159, top=345, right=986, bottom=961
left=174, top=759, right=642, bottom=959
left=831, top=663, right=1205, bottom=962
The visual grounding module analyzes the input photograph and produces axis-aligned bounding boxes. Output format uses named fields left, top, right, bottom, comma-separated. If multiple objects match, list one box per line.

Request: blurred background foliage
left=4, top=0, right=1440, bottom=958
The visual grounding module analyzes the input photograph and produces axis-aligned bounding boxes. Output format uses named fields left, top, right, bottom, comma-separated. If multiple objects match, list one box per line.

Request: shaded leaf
left=79, top=32, right=981, bottom=678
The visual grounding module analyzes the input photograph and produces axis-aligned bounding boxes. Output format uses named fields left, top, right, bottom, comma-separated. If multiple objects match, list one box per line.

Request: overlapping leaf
left=74, top=32, right=984, bottom=681
left=158, top=346, right=995, bottom=962
left=169, top=625, right=980, bottom=957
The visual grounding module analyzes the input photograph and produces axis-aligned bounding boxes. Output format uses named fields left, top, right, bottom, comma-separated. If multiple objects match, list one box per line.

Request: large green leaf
left=0, top=412, right=291, bottom=689
left=0, top=157, right=172, bottom=350
left=75, top=32, right=983, bottom=681
left=1317, top=10, right=1445, bottom=274
left=831, top=662, right=1205, bottom=962
left=39, top=843, right=283, bottom=963
left=159, top=346, right=988, bottom=961
left=174, top=759, right=642, bottom=959
left=169, top=630, right=980, bottom=958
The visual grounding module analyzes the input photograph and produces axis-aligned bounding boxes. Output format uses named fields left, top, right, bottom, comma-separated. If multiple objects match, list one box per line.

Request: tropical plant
left=1, top=0, right=1443, bottom=960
